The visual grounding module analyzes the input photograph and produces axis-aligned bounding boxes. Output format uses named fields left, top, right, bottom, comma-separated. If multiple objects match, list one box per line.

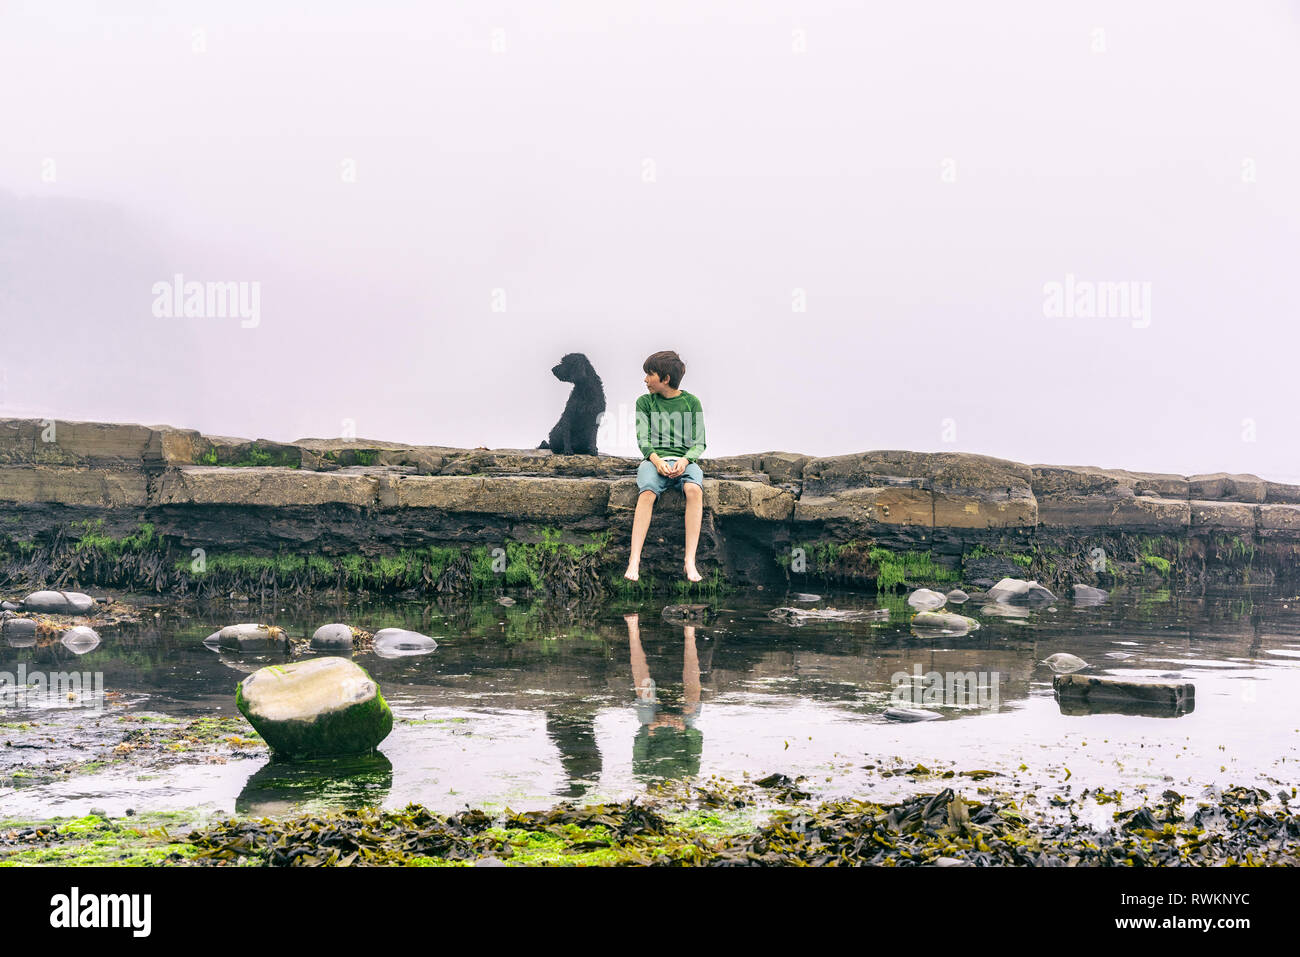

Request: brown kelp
left=176, top=781, right=1300, bottom=867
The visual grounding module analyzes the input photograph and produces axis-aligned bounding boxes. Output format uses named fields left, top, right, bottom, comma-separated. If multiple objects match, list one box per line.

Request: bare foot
left=624, top=565, right=640, bottom=582
left=684, top=563, right=702, bottom=583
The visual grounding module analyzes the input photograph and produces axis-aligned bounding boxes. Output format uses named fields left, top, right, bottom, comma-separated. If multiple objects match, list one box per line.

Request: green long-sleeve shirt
left=635, top=390, right=706, bottom=462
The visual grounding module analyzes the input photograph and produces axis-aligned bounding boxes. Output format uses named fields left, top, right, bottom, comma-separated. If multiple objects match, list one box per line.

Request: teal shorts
left=637, top=458, right=704, bottom=498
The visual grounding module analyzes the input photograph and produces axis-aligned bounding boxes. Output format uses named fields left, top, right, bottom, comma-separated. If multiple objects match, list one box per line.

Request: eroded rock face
left=3, top=418, right=1300, bottom=598
left=236, top=657, right=393, bottom=758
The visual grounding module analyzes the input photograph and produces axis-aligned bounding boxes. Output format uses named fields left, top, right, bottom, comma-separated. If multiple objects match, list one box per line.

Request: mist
left=1, top=0, right=1297, bottom=481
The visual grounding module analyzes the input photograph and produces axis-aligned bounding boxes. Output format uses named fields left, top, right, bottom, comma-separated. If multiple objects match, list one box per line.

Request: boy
left=624, top=350, right=707, bottom=583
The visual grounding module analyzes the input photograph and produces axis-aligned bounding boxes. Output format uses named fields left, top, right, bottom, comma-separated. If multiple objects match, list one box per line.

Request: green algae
left=0, top=811, right=204, bottom=866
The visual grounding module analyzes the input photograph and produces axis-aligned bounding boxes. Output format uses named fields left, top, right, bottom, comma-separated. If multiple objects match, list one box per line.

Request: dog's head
left=551, top=352, right=598, bottom=383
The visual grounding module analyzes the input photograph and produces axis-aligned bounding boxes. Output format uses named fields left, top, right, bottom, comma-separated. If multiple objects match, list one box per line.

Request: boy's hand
left=656, top=457, right=686, bottom=478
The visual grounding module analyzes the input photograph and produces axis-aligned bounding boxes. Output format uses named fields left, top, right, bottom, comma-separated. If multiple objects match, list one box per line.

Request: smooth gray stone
left=22, top=590, right=96, bottom=614
left=884, top=707, right=942, bottom=722
left=945, top=589, right=970, bottom=604
left=218, top=623, right=288, bottom=653
left=906, top=588, right=947, bottom=612
left=984, top=578, right=1030, bottom=602
left=2, top=618, right=37, bottom=639
left=1041, top=652, right=1089, bottom=674
left=791, top=593, right=821, bottom=602
left=311, top=623, right=355, bottom=651
left=978, top=602, right=1031, bottom=619
left=910, top=611, right=979, bottom=637
left=372, top=628, right=438, bottom=658
left=1073, top=583, right=1109, bottom=606
left=60, top=626, right=101, bottom=654
left=495, top=596, right=516, bottom=606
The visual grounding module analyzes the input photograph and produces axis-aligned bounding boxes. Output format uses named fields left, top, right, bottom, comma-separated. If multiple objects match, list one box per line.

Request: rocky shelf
left=1, top=418, right=1297, bottom=597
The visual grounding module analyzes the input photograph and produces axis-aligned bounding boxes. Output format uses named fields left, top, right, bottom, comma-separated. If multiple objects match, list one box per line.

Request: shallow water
left=2, top=583, right=1298, bottom=824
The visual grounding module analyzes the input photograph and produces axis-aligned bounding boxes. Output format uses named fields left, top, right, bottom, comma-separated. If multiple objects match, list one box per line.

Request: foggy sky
left=1, top=1, right=1297, bottom=481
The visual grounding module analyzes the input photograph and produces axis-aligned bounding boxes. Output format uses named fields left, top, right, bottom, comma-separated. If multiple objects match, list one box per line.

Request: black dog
left=538, top=353, right=606, bottom=456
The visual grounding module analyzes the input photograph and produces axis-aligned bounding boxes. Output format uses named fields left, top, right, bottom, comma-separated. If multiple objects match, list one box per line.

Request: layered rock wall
left=1, top=419, right=1297, bottom=594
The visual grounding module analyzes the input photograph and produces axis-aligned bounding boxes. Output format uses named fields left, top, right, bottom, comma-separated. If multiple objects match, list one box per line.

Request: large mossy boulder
left=235, top=657, right=393, bottom=758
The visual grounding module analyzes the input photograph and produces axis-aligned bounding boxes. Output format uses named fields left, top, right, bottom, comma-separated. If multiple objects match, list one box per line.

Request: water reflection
left=627, top=614, right=708, bottom=784
left=236, top=753, right=393, bottom=817
left=0, top=583, right=1297, bottom=818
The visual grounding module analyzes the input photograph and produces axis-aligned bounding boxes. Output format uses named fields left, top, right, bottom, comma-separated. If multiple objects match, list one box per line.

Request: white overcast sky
left=1, top=1, right=1297, bottom=481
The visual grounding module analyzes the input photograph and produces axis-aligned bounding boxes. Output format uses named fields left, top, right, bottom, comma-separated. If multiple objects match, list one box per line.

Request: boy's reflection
left=624, top=612, right=711, bottom=782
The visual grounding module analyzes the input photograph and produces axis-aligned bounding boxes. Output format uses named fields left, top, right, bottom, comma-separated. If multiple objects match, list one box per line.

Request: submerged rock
left=1041, top=653, right=1089, bottom=674
left=1053, top=673, right=1195, bottom=716
left=945, top=589, right=970, bottom=604
left=236, top=656, right=393, bottom=758
left=1023, top=581, right=1056, bottom=603
left=310, top=623, right=355, bottom=652
left=768, top=606, right=890, bottom=626
left=495, top=596, right=517, bottom=606
left=977, top=602, right=1031, bottom=619
left=218, top=623, right=289, bottom=653
left=884, top=707, right=942, bottom=722
left=791, top=593, right=821, bottom=602
left=22, top=590, right=96, bottom=615
left=906, top=588, right=947, bottom=612
left=984, top=578, right=1030, bottom=602
left=661, top=604, right=716, bottom=623
left=60, top=625, right=101, bottom=654
left=372, top=628, right=438, bottom=658
left=1, top=618, right=37, bottom=639
left=1073, top=583, right=1109, bottom=606
left=984, top=578, right=1055, bottom=604
left=910, top=611, right=980, bottom=637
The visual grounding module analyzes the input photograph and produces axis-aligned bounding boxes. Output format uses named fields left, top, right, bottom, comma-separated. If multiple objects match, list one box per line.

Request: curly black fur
left=538, top=353, right=606, bottom=456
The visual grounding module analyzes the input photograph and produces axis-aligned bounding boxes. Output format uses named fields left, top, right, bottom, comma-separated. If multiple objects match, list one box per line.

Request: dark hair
left=643, top=350, right=685, bottom=389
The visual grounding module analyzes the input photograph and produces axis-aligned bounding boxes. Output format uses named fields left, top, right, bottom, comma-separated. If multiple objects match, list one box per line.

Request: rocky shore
left=2, top=418, right=1297, bottom=598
